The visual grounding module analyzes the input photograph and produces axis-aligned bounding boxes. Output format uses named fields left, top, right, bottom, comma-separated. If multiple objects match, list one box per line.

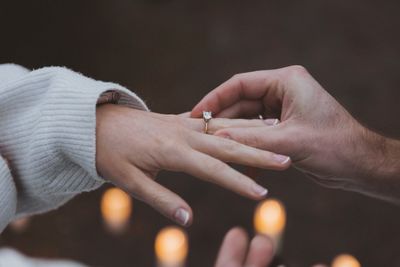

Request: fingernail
left=252, top=184, right=268, bottom=197
left=264, top=119, right=280, bottom=126
left=174, top=208, right=190, bottom=226
left=273, top=154, right=290, bottom=164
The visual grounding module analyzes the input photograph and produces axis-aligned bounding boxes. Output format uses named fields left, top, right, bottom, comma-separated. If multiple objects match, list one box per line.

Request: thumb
left=214, top=124, right=297, bottom=159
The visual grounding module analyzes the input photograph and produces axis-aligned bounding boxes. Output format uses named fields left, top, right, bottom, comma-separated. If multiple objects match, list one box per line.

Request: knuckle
left=205, top=160, right=225, bottom=175
left=286, top=65, right=309, bottom=78
left=222, top=139, right=239, bottom=153
left=166, top=149, right=187, bottom=166
left=250, top=134, right=266, bottom=148
left=159, top=138, right=182, bottom=159
left=164, top=114, right=175, bottom=120
left=214, top=129, right=231, bottom=139
left=164, top=115, right=187, bottom=129
left=173, top=116, right=186, bottom=126
left=230, top=73, right=244, bottom=87
left=159, top=138, right=176, bottom=153
left=277, top=126, right=304, bottom=152
left=150, top=193, right=168, bottom=208
left=231, top=73, right=241, bottom=80
left=124, top=178, right=141, bottom=196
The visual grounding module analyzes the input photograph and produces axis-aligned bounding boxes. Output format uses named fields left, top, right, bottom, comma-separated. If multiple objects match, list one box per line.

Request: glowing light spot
left=254, top=198, right=286, bottom=236
left=155, top=226, right=188, bottom=267
left=332, top=254, right=361, bottom=267
left=101, top=187, right=132, bottom=233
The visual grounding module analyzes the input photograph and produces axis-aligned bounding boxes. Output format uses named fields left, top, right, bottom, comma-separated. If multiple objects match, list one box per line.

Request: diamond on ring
left=203, top=111, right=212, bottom=121
left=202, top=111, right=213, bottom=134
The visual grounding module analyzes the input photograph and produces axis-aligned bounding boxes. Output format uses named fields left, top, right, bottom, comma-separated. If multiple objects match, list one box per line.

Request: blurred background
left=0, top=0, right=400, bottom=266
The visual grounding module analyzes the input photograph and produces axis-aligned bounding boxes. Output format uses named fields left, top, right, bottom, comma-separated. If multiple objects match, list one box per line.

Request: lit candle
left=9, top=217, right=30, bottom=233
left=100, top=187, right=132, bottom=234
left=155, top=226, right=188, bottom=267
left=332, top=254, right=361, bottom=267
left=253, top=198, right=286, bottom=251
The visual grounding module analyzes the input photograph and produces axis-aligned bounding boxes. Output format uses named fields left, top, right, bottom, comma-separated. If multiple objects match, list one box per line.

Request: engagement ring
left=203, top=111, right=213, bottom=134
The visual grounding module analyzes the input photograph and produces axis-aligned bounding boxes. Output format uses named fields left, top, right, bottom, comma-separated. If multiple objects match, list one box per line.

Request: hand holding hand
left=192, top=66, right=400, bottom=202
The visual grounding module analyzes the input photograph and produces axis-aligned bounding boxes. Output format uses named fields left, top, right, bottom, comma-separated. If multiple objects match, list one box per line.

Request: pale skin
left=214, top=227, right=327, bottom=267
left=215, top=228, right=275, bottom=267
left=191, top=65, right=400, bottom=203
left=96, top=105, right=291, bottom=226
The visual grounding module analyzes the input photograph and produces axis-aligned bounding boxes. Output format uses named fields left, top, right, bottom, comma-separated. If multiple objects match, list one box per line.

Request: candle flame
left=155, top=226, right=188, bottom=266
left=332, top=254, right=361, bottom=267
left=9, top=217, right=30, bottom=233
left=254, top=198, right=286, bottom=236
left=100, top=187, right=132, bottom=233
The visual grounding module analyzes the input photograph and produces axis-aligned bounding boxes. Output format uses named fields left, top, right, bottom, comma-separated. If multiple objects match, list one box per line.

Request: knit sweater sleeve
left=0, top=64, right=148, bottom=232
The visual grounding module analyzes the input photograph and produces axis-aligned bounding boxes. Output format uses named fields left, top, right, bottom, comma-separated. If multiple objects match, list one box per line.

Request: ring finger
left=182, top=117, right=278, bottom=134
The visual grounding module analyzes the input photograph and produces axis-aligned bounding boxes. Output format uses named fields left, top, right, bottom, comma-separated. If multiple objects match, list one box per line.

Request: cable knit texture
left=0, top=64, right=148, bottom=234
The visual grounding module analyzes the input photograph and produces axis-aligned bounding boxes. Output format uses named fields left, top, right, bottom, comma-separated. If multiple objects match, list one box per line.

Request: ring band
left=203, top=111, right=213, bottom=134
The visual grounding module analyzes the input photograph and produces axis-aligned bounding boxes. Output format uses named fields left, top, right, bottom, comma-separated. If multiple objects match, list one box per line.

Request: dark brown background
left=0, top=1, right=400, bottom=266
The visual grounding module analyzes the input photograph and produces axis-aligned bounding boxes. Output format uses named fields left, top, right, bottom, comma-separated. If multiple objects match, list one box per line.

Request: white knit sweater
left=0, top=64, right=148, bottom=266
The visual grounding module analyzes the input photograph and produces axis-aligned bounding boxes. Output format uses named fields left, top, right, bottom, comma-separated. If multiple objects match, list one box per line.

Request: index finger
left=191, top=69, right=284, bottom=118
left=215, top=227, right=249, bottom=267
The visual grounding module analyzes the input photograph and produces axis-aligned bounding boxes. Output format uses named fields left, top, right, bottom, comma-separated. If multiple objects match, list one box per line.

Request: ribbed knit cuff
left=34, top=67, right=148, bottom=182
left=0, top=66, right=148, bottom=216
left=0, top=157, right=17, bottom=232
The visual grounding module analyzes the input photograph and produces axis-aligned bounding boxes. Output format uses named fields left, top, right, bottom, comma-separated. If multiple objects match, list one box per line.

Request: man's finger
left=192, top=133, right=290, bottom=170
left=214, top=125, right=297, bottom=158
left=215, top=227, right=249, bottom=267
left=215, top=100, right=264, bottom=119
left=175, top=149, right=268, bottom=200
left=191, top=69, right=285, bottom=118
left=244, top=235, right=275, bottom=267
left=116, top=165, right=193, bottom=227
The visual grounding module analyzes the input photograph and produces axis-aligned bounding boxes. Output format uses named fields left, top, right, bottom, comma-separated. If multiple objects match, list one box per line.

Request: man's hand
left=192, top=66, right=400, bottom=203
left=215, top=227, right=327, bottom=267
left=215, top=228, right=274, bottom=267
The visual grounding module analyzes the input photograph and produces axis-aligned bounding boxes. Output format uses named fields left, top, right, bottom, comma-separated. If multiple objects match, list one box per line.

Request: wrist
left=354, top=127, right=387, bottom=179
left=348, top=125, right=400, bottom=201
left=372, top=136, right=400, bottom=186
left=95, top=104, right=119, bottom=178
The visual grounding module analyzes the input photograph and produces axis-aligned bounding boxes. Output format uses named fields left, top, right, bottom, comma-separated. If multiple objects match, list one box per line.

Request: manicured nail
left=264, top=119, right=280, bottom=126
left=252, top=184, right=268, bottom=197
left=273, top=154, right=290, bottom=164
left=174, top=208, right=190, bottom=226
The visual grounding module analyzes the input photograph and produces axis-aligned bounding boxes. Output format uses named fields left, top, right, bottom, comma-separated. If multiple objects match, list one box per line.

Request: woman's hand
left=96, top=104, right=291, bottom=226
